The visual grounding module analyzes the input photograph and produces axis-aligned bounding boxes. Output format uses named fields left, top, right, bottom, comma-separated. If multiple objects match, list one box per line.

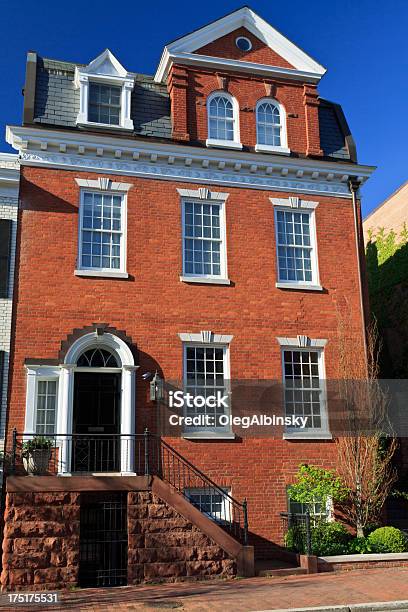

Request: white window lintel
left=178, top=332, right=233, bottom=344
left=75, top=178, right=132, bottom=192
left=177, top=187, right=229, bottom=202
left=277, top=336, right=327, bottom=348
left=270, top=197, right=319, bottom=209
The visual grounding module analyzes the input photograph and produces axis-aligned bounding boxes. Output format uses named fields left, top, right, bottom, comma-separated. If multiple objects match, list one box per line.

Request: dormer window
left=74, top=49, right=134, bottom=131
left=88, top=83, right=121, bottom=126
left=206, top=92, right=242, bottom=150
left=255, top=98, right=290, bottom=155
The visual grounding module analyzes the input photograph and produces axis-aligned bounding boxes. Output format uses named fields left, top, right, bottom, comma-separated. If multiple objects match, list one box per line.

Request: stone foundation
left=1, top=478, right=244, bottom=591
left=127, top=490, right=235, bottom=584
left=1, top=492, right=80, bottom=591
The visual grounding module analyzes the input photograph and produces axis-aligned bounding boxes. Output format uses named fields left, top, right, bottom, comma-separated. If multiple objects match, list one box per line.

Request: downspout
left=349, top=178, right=368, bottom=369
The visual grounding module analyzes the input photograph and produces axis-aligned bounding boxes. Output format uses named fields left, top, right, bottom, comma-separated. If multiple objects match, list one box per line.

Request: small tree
left=288, top=464, right=349, bottom=512
left=336, top=313, right=397, bottom=537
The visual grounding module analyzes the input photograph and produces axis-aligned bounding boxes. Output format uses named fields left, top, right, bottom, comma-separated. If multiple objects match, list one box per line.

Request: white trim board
left=155, top=7, right=326, bottom=83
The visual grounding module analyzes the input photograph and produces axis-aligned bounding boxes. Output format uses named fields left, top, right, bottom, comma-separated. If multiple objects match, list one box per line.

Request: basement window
left=185, top=487, right=231, bottom=522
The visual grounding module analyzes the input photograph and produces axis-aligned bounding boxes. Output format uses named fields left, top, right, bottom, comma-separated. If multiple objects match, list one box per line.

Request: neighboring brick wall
left=127, top=491, right=235, bottom=583
left=6, top=166, right=366, bottom=556
left=0, top=194, right=18, bottom=446
left=318, top=558, right=408, bottom=572
left=1, top=492, right=80, bottom=591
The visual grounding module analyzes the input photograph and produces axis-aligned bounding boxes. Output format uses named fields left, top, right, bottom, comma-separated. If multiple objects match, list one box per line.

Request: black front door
left=73, top=372, right=121, bottom=472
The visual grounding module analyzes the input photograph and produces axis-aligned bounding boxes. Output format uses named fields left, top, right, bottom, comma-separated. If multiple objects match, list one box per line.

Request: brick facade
left=3, top=7, right=373, bottom=582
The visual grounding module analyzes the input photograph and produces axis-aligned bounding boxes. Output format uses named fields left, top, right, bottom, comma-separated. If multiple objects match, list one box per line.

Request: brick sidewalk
left=2, top=568, right=408, bottom=612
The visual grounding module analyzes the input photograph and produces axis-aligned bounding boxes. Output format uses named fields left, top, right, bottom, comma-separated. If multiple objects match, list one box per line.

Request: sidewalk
left=2, top=568, right=408, bottom=612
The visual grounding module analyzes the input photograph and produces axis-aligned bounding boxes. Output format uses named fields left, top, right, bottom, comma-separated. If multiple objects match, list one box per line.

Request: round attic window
left=235, top=36, right=252, bottom=52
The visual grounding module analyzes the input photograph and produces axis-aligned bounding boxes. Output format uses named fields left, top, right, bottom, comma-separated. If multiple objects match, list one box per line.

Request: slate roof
left=32, top=56, right=355, bottom=161
left=34, top=57, right=172, bottom=139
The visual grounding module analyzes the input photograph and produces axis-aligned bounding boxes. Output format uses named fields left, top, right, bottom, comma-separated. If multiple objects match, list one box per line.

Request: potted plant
left=22, top=436, right=53, bottom=475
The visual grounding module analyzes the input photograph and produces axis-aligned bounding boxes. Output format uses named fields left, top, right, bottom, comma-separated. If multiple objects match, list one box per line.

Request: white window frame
left=178, top=188, right=230, bottom=285
left=185, top=487, right=232, bottom=523
left=271, top=197, right=322, bottom=291
left=178, top=331, right=234, bottom=440
left=277, top=336, right=330, bottom=440
left=34, top=378, right=58, bottom=435
left=75, top=178, right=132, bottom=279
left=24, top=365, right=60, bottom=437
left=74, top=50, right=134, bottom=131
left=255, top=98, right=290, bottom=155
left=288, top=494, right=333, bottom=523
left=206, top=91, right=242, bottom=150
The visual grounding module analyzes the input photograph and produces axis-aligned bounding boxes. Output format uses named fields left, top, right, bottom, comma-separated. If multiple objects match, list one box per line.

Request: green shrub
left=312, top=521, right=351, bottom=556
left=368, top=527, right=408, bottom=553
left=348, top=537, right=372, bottom=554
left=284, top=521, right=351, bottom=556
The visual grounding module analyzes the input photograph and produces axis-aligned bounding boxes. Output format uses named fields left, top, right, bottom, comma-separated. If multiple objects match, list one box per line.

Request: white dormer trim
left=74, top=49, right=135, bottom=131
left=155, top=7, right=326, bottom=83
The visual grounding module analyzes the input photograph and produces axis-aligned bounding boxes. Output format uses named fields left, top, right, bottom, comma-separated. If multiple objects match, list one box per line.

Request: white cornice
left=7, top=125, right=375, bottom=199
left=0, top=152, right=19, bottom=198
left=156, top=51, right=323, bottom=84
left=155, top=7, right=326, bottom=83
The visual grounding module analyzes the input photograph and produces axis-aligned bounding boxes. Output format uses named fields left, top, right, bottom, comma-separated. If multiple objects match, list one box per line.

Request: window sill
left=75, top=269, right=129, bottom=279
left=255, top=144, right=290, bottom=155
left=182, top=432, right=236, bottom=440
left=284, top=431, right=332, bottom=440
left=206, top=138, right=243, bottom=150
left=76, top=121, right=134, bottom=132
left=180, top=275, right=231, bottom=286
left=276, top=282, right=324, bottom=292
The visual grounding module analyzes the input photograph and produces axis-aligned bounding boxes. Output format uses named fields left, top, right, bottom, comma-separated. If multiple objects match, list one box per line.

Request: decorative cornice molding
left=178, top=332, right=234, bottom=344
left=7, top=126, right=375, bottom=199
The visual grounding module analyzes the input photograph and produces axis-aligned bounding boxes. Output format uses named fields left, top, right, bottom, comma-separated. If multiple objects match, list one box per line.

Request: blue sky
left=1, top=0, right=407, bottom=217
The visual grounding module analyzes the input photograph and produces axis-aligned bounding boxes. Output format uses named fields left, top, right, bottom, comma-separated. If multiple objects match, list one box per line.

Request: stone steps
left=257, top=566, right=308, bottom=577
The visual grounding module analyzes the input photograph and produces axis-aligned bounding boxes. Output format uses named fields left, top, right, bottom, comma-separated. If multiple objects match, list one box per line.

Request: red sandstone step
left=257, top=566, right=308, bottom=577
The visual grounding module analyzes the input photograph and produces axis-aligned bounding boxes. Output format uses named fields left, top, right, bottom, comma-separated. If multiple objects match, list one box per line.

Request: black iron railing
left=280, top=511, right=313, bottom=555
left=7, top=429, right=248, bottom=544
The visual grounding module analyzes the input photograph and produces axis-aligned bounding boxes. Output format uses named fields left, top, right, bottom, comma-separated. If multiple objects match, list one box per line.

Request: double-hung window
left=182, top=198, right=228, bottom=282
left=255, top=98, right=289, bottom=154
left=88, top=83, right=121, bottom=126
left=282, top=348, right=328, bottom=436
left=35, top=380, right=57, bottom=435
left=275, top=205, right=320, bottom=288
left=78, top=190, right=125, bottom=274
left=206, top=92, right=241, bottom=149
left=183, top=344, right=230, bottom=435
left=288, top=496, right=331, bottom=524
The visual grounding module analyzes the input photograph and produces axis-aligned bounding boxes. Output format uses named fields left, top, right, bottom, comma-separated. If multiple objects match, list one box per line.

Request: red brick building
left=3, top=7, right=374, bottom=591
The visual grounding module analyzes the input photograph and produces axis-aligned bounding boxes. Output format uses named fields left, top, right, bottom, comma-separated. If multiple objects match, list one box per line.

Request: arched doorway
left=57, top=332, right=138, bottom=474
left=73, top=348, right=122, bottom=472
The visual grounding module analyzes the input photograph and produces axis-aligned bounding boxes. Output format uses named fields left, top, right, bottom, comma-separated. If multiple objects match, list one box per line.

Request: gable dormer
left=155, top=7, right=326, bottom=156
left=74, top=49, right=135, bottom=130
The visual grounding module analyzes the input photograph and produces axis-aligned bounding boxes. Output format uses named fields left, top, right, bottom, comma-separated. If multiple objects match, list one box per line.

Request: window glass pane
left=257, top=102, right=282, bottom=145
left=185, top=488, right=230, bottom=522
left=183, top=201, right=222, bottom=277
left=81, top=192, right=123, bottom=271
left=276, top=210, right=313, bottom=282
left=88, top=83, right=121, bottom=125
left=283, top=350, right=322, bottom=429
left=36, top=380, right=57, bottom=435
left=208, top=95, right=235, bottom=141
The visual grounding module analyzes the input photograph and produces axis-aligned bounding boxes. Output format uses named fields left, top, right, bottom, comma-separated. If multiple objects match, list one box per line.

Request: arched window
left=256, top=99, right=289, bottom=154
left=77, top=347, right=120, bottom=367
left=206, top=92, right=241, bottom=149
